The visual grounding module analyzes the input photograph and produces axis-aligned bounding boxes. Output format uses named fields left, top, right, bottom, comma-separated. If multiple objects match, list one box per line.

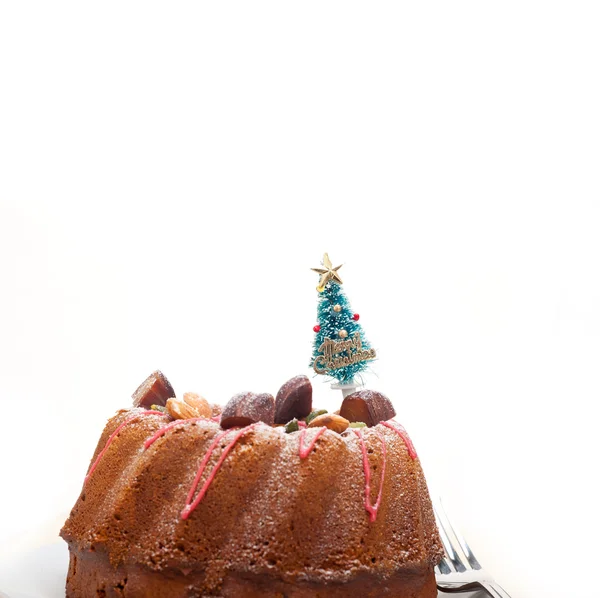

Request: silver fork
left=434, top=499, right=512, bottom=598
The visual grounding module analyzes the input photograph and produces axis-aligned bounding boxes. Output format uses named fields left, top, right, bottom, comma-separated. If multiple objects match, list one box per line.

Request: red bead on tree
left=352, top=313, right=360, bottom=321
left=313, top=325, right=321, bottom=332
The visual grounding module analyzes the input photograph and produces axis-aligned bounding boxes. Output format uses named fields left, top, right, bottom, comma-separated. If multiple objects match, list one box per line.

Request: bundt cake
left=61, top=372, right=443, bottom=597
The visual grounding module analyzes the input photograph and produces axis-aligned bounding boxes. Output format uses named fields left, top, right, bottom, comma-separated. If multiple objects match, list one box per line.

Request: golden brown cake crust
left=66, top=549, right=438, bottom=597
left=61, top=409, right=442, bottom=597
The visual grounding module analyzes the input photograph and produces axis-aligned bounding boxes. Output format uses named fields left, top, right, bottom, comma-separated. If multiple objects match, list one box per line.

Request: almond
left=167, top=393, right=212, bottom=420
left=183, top=392, right=212, bottom=417
left=307, top=413, right=349, bottom=434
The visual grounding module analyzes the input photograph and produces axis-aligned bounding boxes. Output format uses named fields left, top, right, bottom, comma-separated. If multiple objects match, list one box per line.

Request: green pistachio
left=284, top=418, right=299, bottom=433
left=348, top=422, right=367, bottom=428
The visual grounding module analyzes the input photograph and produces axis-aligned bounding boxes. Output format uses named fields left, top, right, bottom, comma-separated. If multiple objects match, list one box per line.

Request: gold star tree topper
left=311, top=253, right=343, bottom=292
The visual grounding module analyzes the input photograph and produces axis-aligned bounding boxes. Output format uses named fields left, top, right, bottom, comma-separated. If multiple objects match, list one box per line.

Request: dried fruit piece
left=274, top=375, right=313, bottom=424
left=132, top=370, right=175, bottom=409
left=220, top=392, right=275, bottom=429
left=308, top=413, right=349, bottom=434
left=348, top=422, right=367, bottom=428
left=284, top=418, right=299, bottom=433
left=339, top=390, right=396, bottom=427
left=305, top=409, right=328, bottom=425
left=166, top=392, right=212, bottom=420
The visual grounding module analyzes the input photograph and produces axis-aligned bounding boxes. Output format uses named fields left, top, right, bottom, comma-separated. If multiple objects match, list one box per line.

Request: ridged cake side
left=61, top=408, right=442, bottom=597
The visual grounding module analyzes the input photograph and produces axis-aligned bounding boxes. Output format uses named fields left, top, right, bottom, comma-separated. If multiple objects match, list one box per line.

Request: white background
left=1, top=3, right=599, bottom=598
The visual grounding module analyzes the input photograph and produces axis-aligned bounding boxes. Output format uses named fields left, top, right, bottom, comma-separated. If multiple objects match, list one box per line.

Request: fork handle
left=437, top=581, right=512, bottom=597
left=480, top=580, right=512, bottom=598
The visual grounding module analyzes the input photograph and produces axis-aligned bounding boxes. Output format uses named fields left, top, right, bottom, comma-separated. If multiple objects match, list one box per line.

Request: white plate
left=0, top=542, right=486, bottom=598
left=0, top=542, right=68, bottom=598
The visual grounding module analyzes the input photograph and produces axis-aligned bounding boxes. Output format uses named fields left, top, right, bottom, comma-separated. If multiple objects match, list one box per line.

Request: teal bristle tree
left=310, top=253, right=376, bottom=393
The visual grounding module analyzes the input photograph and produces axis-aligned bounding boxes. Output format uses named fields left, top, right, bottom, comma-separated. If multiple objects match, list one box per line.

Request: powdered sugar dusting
left=353, top=428, right=387, bottom=522
left=84, top=410, right=167, bottom=484
left=298, top=426, right=327, bottom=459
left=62, top=409, right=443, bottom=592
left=380, top=420, right=417, bottom=459
left=181, top=424, right=259, bottom=519
left=144, top=417, right=209, bottom=450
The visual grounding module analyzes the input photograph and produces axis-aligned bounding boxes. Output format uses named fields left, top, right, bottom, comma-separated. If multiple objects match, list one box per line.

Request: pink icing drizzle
left=84, top=410, right=166, bottom=484
left=144, top=417, right=209, bottom=450
left=298, top=426, right=327, bottom=459
left=181, top=424, right=258, bottom=520
left=380, top=420, right=417, bottom=459
left=354, top=428, right=387, bottom=522
left=298, top=420, right=307, bottom=429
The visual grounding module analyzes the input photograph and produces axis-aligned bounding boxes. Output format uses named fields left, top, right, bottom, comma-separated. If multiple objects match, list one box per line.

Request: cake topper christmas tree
left=310, top=253, right=376, bottom=394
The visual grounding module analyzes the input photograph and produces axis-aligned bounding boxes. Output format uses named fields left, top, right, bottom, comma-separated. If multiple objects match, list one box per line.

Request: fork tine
left=437, top=499, right=482, bottom=571
left=435, top=557, right=453, bottom=575
left=433, top=503, right=467, bottom=573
